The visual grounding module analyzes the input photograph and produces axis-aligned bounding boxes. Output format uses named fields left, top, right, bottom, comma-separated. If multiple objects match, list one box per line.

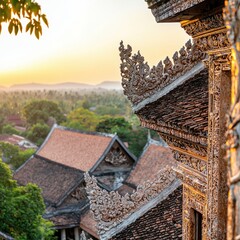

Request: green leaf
left=41, top=14, right=48, bottom=27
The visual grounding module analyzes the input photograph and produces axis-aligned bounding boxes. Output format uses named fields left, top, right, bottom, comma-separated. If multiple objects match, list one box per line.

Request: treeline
left=0, top=90, right=158, bottom=163
left=0, top=89, right=131, bottom=116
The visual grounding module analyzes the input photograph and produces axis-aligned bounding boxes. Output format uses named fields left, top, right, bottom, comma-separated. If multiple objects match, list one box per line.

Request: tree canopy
left=23, top=100, right=65, bottom=126
left=0, top=160, right=55, bottom=239
left=0, top=0, right=48, bottom=39
left=64, top=107, right=100, bottom=132
left=0, top=142, right=35, bottom=170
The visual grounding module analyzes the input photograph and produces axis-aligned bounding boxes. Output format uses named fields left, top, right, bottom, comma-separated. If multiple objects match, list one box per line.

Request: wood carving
left=146, top=0, right=206, bottom=22
left=182, top=14, right=225, bottom=37
left=119, top=40, right=206, bottom=105
left=105, top=150, right=128, bottom=165
left=173, top=150, right=207, bottom=175
left=84, top=165, right=175, bottom=236
left=224, top=1, right=240, bottom=239
left=183, top=185, right=206, bottom=239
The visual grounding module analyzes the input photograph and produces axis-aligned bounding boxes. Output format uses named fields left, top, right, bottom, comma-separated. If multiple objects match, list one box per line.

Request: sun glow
left=0, top=0, right=189, bottom=86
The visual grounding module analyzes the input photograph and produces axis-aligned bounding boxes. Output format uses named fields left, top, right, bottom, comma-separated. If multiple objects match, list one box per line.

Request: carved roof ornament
left=105, top=150, right=128, bottom=165
left=84, top=165, right=175, bottom=236
left=119, top=40, right=206, bottom=106
left=181, top=13, right=225, bottom=37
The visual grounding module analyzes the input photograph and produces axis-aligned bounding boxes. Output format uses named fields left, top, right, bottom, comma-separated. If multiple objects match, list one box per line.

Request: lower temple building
left=14, top=124, right=136, bottom=240
left=84, top=136, right=183, bottom=239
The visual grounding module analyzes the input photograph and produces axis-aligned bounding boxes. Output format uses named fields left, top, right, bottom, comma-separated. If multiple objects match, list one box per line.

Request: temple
left=84, top=0, right=239, bottom=239
left=14, top=125, right=136, bottom=239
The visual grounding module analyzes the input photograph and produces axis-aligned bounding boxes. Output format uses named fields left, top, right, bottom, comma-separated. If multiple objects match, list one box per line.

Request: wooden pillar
left=224, top=1, right=240, bottom=239
left=74, top=227, right=80, bottom=240
left=61, top=229, right=66, bottom=240
left=206, top=50, right=231, bottom=240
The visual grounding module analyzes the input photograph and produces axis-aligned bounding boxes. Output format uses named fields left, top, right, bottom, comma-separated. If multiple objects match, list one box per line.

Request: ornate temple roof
left=84, top=165, right=181, bottom=239
left=111, top=186, right=182, bottom=240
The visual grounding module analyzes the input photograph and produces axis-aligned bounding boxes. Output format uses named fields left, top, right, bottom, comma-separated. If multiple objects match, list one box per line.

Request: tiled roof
left=111, top=186, right=182, bottom=240
left=126, top=141, right=176, bottom=187
left=37, top=126, right=114, bottom=171
left=14, top=156, right=83, bottom=205
left=0, top=134, right=23, bottom=145
left=80, top=210, right=99, bottom=239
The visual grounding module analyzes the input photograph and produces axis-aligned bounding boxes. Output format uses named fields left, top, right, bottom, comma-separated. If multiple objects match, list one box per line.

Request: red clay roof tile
left=127, top=143, right=176, bottom=186
left=37, top=127, right=113, bottom=171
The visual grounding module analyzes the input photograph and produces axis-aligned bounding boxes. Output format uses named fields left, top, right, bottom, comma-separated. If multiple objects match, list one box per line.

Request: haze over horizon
left=0, top=0, right=189, bottom=87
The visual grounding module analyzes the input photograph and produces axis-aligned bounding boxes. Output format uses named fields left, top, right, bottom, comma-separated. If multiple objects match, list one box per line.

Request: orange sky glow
left=0, top=0, right=189, bottom=87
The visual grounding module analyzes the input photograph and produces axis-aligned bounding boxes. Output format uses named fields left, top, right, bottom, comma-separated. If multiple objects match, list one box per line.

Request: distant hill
left=97, top=81, right=122, bottom=90
left=7, top=81, right=122, bottom=91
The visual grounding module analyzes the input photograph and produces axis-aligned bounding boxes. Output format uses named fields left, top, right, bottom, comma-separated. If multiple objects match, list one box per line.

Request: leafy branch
left=0, top=0, right=48, bottom=39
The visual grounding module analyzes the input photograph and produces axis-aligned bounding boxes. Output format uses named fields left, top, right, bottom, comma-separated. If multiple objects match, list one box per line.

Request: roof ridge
left=54, top=124, right=116, bottom=138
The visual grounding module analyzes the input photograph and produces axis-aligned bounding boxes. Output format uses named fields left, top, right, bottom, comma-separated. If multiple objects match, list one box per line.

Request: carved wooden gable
left=92, top=141, right=136, bottom=191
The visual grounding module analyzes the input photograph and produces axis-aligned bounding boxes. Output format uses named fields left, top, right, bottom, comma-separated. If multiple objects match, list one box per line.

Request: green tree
left=23, top=100, right=65, bottom=126
left=0, top=142, right=35, bottom=170
left=64, top=107, right=100, bottom=131
left=0, top=160, right=55, bottom=239
left=26, top=123, right=50, bottom=146
left=0, top=0, right=48, bottom=39
left=96, top=117, right=131, bottom=133
left=0, top=142, right=19, bottom=164
left=2, top=124, right=20, bottom=135
left=13, top=148, right=35, bottom=169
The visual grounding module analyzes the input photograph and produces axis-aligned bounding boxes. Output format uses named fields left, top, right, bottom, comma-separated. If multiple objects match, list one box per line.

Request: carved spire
left=84, top=165, right=176, bottom=236
left=119, top=40, right=206, bottom=106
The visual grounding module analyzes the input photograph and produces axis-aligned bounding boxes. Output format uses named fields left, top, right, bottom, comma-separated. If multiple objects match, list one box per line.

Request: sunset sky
left=0, top=0, right=189, bottom=87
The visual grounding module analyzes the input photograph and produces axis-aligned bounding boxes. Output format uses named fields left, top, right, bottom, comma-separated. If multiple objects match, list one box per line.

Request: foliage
left=0, top=160, right=55, bottom=239
left=64, top=107, right=100, bottom=132
left=0, top=142, right=19, bottom=163
left=0, top=0, right=48, bottom=39
left=96, top=117, right=148, bottom=157
left=96, top=117, right=131, bottom=133
left=14, top=148, right=35, bottom=169
left=2, top=124, right=19, bottom=135
left=0, top=142, right=35, bottom=170
left=23, top=100, right=65, bottom=126
left=26, top=123, right=50, bottom=146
